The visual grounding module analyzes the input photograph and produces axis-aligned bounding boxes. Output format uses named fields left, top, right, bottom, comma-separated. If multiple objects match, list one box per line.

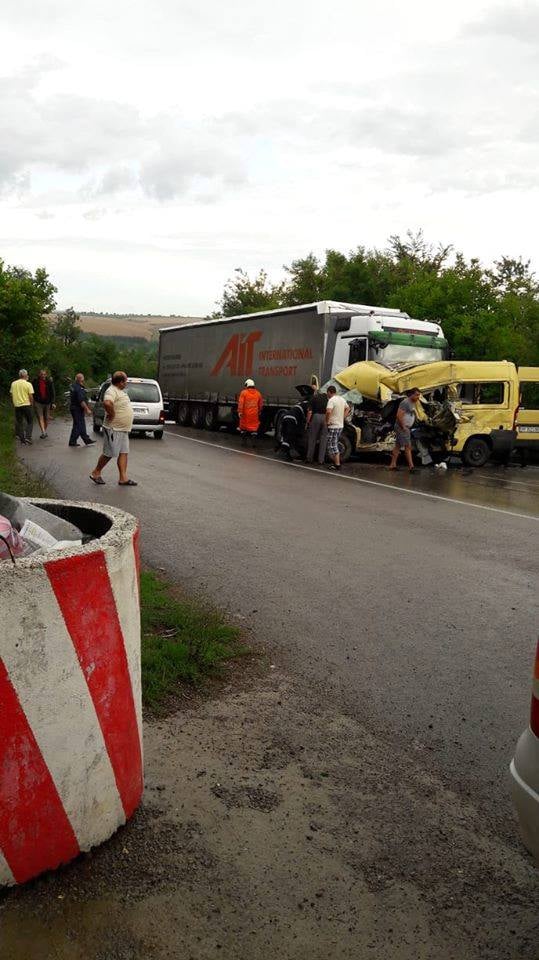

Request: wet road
left=19, top=422, right=539, bottom=827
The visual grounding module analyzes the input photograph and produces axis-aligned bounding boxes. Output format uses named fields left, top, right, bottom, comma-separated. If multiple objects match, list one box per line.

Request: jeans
left=15, top=406, right=33, bottom=441
left=306, top=413, right=328, bottom=463
left=69, top=407, right=91, bottom=445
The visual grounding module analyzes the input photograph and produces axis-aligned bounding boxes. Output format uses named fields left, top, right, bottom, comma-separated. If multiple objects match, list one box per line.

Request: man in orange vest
left=237, top=379, right=263, bottom=447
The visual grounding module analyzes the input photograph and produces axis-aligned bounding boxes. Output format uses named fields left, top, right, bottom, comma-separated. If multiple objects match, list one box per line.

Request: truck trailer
left=158, top=301, right=448, bottom=431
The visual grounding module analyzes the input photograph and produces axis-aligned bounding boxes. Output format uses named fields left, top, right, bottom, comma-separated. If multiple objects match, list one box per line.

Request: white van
left=93, top=377, right=165, bottom=439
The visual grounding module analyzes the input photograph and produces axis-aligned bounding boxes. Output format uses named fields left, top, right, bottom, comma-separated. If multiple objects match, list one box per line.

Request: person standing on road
left=325, top=386, right=350, bottom=472
left=237, top=378, right=263, bottom=447
left=90, top=371, right=137, bottom=486
left=10, top=369, right=34, bottom=445
left=305, top=388, right=328, bottom=464
left=32, top=369, right=55, bottom=438
left=388, top=388, right=421, bottom=473
left=68, top=373, right=96, bottom=447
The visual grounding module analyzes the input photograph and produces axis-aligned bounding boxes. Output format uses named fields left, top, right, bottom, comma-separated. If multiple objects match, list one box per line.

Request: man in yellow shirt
left=10, top=369, right=34, bottom=444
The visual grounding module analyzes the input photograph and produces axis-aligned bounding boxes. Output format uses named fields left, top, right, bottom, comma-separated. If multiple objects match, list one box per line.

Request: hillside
left=52, top=312, right=204, bottom=341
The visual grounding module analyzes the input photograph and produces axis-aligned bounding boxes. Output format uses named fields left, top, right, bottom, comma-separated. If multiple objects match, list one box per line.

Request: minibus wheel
left=463, top=436, right=491, bottom=468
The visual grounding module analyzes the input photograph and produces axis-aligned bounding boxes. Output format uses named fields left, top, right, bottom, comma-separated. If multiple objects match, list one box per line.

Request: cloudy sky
left=2, top=0, right=538, bottom=315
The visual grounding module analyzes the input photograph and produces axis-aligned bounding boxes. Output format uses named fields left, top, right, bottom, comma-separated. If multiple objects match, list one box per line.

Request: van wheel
left=190, top=404, right=204, bottom=429
left=93, top=423, right=102, bottom=434
left=177, top=402, right=190, bottom=426
left=204, top=406, right=219, bottom=430
left=338, top=432, right=353, bottom=463
left=463, top=437, right=491, bottom=468
left=154, top=431, right=163, bottom=439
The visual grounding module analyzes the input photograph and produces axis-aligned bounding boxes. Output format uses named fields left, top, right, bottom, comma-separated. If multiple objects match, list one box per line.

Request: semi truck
left=158, top=300, right=448, bottom=431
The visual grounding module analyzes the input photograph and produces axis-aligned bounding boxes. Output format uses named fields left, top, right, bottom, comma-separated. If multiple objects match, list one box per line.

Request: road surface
left=20, top=423, right=539, bottom=801
left=3, top=422, right=537, bottom=959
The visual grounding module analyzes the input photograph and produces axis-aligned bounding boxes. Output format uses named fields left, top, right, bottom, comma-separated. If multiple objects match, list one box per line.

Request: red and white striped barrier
left=0, top=501, right=143, bottom=886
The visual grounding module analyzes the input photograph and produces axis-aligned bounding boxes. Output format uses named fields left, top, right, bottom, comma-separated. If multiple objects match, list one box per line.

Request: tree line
left=0, top=260, right=157, bottom=395
left=1, top=232, right=538, bottom=396
left=213, top=231, right=539, bottom=367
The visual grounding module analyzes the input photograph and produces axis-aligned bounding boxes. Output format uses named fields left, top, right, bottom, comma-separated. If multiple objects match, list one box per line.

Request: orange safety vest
left=238, top=388, right=263, bottom=432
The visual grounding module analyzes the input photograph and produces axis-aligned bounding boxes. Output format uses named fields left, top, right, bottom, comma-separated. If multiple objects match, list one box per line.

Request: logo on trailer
left=211, top=332, right=262, bottom=377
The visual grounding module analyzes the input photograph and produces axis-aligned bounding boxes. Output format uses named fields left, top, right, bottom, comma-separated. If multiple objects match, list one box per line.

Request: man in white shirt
left=325, top=385, right=350, bottom=471
left=90, top=371, right=137, bottom=486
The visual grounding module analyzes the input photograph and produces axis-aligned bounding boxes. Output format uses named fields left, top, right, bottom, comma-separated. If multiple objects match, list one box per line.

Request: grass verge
left=140, top=570, right=246, bottom=711
left=0, top=402, right=54, bottom=497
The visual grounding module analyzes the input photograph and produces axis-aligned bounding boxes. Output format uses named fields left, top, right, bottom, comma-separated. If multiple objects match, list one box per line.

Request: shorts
left=103, top=427, right=130, bottom=458
left=395, top=426, right=411, bottom=449
left=34, top=402, right=50, bottom=417
left=326, top=427, right=342, bottom=456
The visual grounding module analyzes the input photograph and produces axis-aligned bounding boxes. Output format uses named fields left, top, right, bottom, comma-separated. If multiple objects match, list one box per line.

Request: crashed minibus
left=323, top=359, right=522, bottom=467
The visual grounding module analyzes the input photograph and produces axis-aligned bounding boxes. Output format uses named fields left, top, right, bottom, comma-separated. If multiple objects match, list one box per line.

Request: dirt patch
left=0, top=672, right=536, bottom=960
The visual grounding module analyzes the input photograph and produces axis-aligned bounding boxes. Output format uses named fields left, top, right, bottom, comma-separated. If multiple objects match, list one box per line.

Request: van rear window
left=520, top=382, right=539, bottom=409
left=126, top=383, right=160, bottom=402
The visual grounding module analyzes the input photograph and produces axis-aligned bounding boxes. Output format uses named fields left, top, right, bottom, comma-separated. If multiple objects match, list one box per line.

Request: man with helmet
left=237, top=379, right=264, bottom=446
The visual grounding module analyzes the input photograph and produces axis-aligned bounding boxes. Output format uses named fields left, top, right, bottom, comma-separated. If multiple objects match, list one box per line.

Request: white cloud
left=1, top=0, right=538, bottom=313
left=463, top=1, right=539, bottom=44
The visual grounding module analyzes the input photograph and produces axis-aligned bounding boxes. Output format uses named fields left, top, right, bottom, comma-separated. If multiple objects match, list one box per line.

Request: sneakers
left=84, top=439, right=97, bottom=445
left=327, top=463, right=341, bottom=471
left=40, top=432, right=48, bottom=439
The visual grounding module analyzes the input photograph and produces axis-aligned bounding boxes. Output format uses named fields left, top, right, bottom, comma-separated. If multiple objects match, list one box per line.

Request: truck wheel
left=191, top=404, right=204, bottom=429
left=177, top=402, right=190, bottom=426
left=338, top=432, right=353, bottom=463
left=463, top=436, right=491, bottom=468
left=204, top=406, right=219, bottom=430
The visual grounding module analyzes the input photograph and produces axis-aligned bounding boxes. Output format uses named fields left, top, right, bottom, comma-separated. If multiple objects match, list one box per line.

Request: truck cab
left=330, top=311, right=448, bottom=375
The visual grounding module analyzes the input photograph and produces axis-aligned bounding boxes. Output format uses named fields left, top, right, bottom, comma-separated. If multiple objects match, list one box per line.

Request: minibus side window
left=458, top=382, right=505, bottom=405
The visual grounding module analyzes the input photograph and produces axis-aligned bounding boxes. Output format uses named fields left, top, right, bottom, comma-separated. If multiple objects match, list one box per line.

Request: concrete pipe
left=0, top=499, right=143, bottom=886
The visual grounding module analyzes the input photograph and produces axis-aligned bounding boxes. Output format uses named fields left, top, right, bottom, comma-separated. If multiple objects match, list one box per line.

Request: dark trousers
left=306, top=413, right=328, bottom=463
left=69, top=407, right=91, bottom=445
left=15, top=405, right=33, bottom=441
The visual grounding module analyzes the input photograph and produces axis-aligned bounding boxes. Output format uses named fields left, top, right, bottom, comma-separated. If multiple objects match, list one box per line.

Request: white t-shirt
left=326, top=394, right=347, bottom=428
left=104, top=385, right=134, bottom=432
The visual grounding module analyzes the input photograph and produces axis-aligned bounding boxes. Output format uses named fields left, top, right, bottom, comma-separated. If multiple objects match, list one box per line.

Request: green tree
left=215, top=233, right=539, bottom=366
left=0, top=260, right=57, bottom=392
left=52, top=307, right=82, bottom=347
left=282, top=254, right=323, bottom=304
left=212, top=268, right=285, bottom=317
left=77, top=334, right=120, bottom=382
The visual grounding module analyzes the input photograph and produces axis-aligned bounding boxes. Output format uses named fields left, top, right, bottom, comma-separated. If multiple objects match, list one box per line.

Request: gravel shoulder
left=1, top=668, right=536, bottom=960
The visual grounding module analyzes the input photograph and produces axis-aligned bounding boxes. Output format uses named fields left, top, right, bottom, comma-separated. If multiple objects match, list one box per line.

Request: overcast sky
left=2, top=0, right=538, bottom=315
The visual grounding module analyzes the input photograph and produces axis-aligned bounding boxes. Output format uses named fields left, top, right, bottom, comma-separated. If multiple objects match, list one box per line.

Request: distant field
left=51, top=313, right=204, bottom=340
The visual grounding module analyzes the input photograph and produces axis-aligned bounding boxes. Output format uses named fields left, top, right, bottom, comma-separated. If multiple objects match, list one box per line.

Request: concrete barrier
left=0, top=499, right=142, bottom=886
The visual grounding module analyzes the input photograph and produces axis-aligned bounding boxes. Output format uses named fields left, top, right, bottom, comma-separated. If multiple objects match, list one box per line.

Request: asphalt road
left=20, top=421, right=539, bottom=822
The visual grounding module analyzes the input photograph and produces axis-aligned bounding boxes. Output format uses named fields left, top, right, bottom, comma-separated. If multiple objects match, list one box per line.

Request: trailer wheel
left=177, top=402, right=190, bottom=426
left=338, top=432, right=353, bottom=463
left=190, top=404, right=204, bottom=429
left=462, top=436, right=491, bottom=468
left=204, top=406, right=219, bottom=430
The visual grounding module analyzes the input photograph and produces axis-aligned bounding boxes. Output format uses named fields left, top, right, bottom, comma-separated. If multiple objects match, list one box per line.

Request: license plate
left=133, top=407, right=149, bottom=415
